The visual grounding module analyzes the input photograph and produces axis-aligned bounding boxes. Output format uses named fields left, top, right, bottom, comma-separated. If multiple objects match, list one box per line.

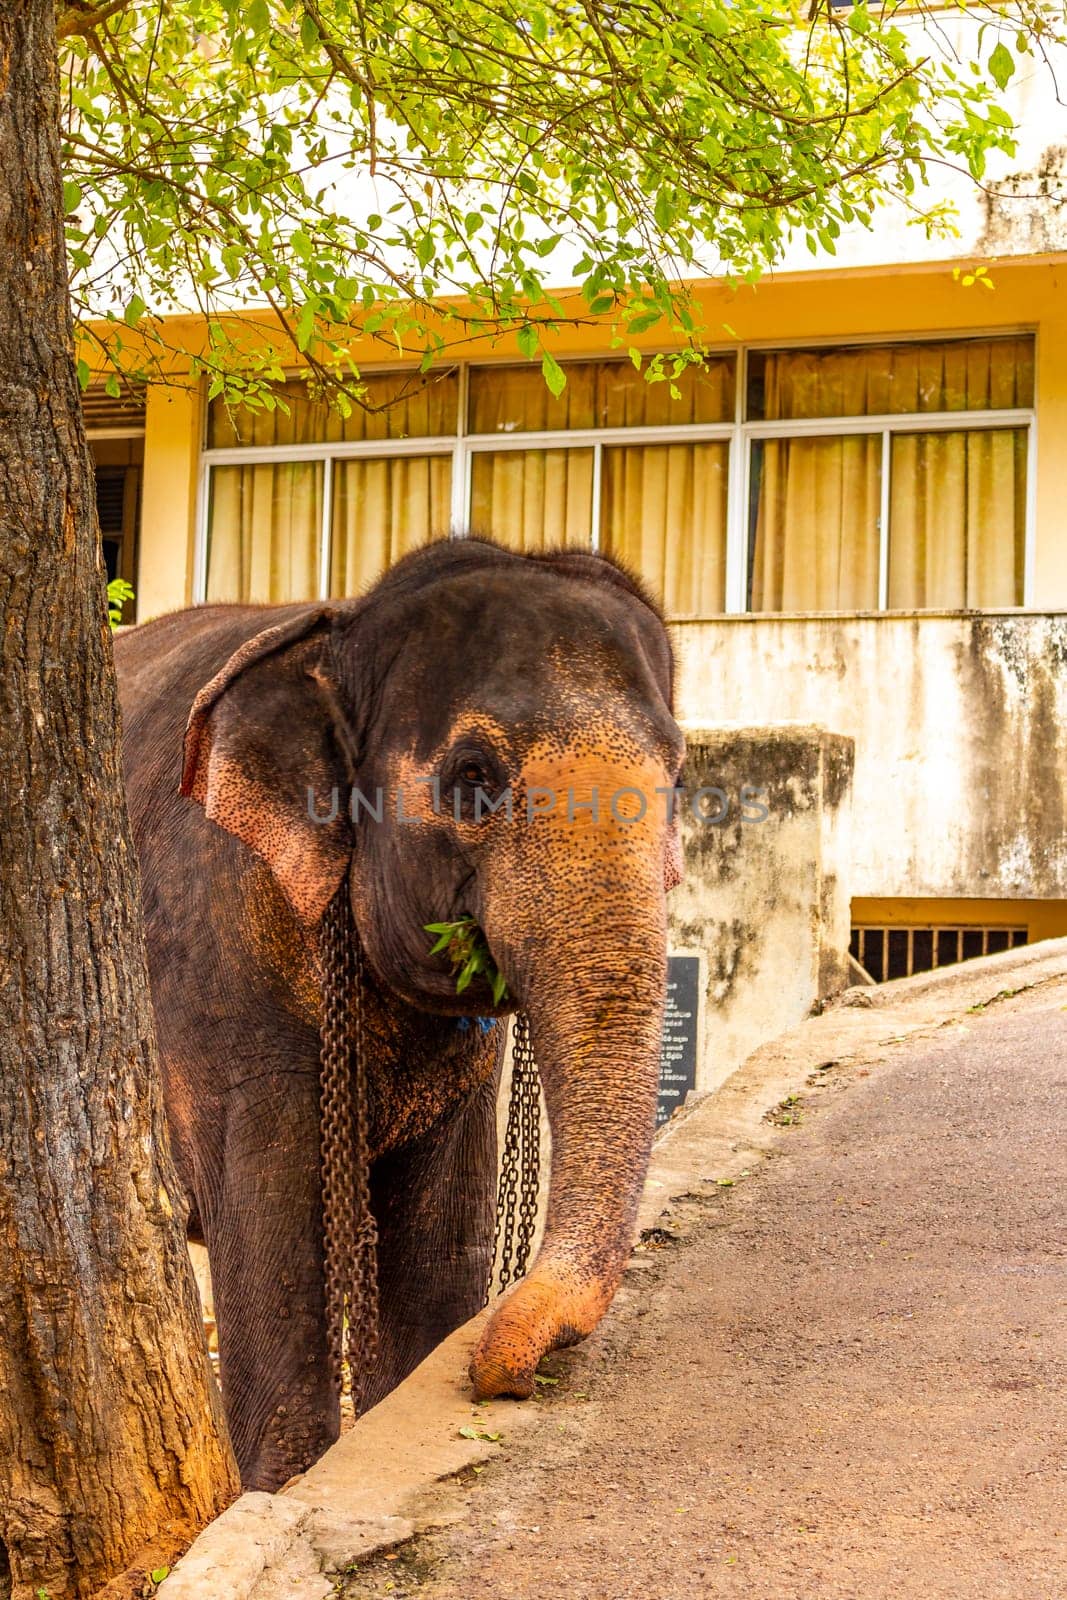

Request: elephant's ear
left=180, top=608, right=354, bottom=928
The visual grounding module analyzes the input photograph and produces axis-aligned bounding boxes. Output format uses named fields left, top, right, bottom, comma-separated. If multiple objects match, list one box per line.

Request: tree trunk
left=0, top=6, right=240, bottom=1597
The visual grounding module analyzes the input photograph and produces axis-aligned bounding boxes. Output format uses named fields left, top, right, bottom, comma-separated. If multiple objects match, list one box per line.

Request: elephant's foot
left=236, top=1407, right=338, bottom=1493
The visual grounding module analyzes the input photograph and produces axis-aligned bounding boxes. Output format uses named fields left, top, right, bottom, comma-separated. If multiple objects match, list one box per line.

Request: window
left=461, top=357, right=735, bottom=613
left=466, top=356, right=734, bottom=432
left=749, top=434, right=882, bottom=611
left=470, top=448, right=596, bottom=550
left=745, top=336, right=1033, bottom=612
left=601, top=441, right=729, bottom=615
left=202, top=370, right=457, bottom=603
left=198, top=334, right=1034, bottom=615
left=330, top=456, right=451, bottom=592
left=94, top=459, right=142, bottom=622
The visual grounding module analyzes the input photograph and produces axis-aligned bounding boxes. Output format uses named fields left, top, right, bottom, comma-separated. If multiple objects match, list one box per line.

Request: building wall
left=673, top=611, right=1067, bottom=902
left=138, top=384, right=201, bottom=619
left=130, top=254, right=1067, bottom=622
left=123, top=258, right=1067, bottom=914
left=853, top=897, right=1067, bottom=945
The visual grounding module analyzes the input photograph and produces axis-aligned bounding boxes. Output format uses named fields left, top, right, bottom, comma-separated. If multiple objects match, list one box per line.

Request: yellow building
left=88, top=251, right=1067, bottom=973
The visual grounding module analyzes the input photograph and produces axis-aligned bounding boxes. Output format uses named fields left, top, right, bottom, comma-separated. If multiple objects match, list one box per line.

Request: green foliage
left=426, top=916, right=508, bottom=1005
left=106, top=577, right=135, bottom=628
left=56, top=0, right=1060, bottom=405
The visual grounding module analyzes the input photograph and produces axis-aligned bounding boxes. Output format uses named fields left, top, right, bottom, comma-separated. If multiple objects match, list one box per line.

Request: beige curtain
left=329, top=455, right=451, bottom=595
left=470, top=448, right=594, bottom=549
left=208, top=369, right=459, bottom=448
left=888, top=429, right=1026, bottom=608
left=757, top=335, right=1034, bottom=422
left=468, top=355, right=735, bottom=434
left=206, top=462, right=322, bottom=603
left=879, top=335, right=1033, bottom=414
left=750, top=435, right=881, bottom=612
left=602, top=442, right=728, bottom=614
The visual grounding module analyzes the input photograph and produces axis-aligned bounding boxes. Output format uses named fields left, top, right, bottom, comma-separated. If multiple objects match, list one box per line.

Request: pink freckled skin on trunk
left=469, top=735, right=671, bottom=1400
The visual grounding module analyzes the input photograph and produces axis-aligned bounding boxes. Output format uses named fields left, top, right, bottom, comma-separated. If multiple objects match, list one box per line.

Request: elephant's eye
left=443, top=743, right=505, bottom=823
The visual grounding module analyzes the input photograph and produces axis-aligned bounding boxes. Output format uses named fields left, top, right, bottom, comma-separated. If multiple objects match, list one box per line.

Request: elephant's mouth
left=363, top=907, right=517, bottom=1019
left=424, top=913, right=510, bottom=1005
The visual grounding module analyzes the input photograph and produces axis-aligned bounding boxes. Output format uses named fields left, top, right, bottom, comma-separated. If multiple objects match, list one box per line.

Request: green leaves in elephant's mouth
left=425, top=916, right=509, bottom=1007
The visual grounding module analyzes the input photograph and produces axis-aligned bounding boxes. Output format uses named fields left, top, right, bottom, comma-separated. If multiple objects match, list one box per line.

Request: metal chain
left=488, top=1011, right=542, bottom=1301
left=318, top=887, right=379, bottom=1414
left=320, top=896, right=538, bottom=1366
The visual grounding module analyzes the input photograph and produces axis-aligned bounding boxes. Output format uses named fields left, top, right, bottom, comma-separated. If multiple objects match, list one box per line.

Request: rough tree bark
left=0, top=5, right=240, bottom=1597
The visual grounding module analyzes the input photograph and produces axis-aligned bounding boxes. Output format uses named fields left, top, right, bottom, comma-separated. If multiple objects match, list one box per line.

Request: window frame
left=194, top=328, right=1037, bottom=615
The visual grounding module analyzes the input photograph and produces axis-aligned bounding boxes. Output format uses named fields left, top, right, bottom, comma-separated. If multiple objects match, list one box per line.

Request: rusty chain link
left=488, top=1011, right=541, bottom=1301
left=318, top=887, right=379, bottom=1414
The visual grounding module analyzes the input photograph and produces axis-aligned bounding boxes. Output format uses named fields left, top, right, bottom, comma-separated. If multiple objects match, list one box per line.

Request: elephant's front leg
left=204, top=1071, right=338, bottom=1491
left=363, top=1070, right=500, bottom=1408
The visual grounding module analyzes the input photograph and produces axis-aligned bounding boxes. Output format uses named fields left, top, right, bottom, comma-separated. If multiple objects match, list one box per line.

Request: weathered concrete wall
left=670, top=726, right=854, bottom=1092
left=674, top=613, right=1067, bottom=903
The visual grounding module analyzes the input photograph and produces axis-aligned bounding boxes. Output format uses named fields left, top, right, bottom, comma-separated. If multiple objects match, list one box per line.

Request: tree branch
left=57, top=0, right=134, bottom=41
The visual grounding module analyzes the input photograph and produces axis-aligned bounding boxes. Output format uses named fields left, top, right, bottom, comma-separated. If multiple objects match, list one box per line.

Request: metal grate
left=851, top=924, right=1028, bottom=984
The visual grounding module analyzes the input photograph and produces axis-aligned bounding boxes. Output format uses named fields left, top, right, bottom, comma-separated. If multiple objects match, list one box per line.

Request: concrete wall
left=674, top=613, right=1067, bottom=904
left=669, top=726, right=854, bottom=1092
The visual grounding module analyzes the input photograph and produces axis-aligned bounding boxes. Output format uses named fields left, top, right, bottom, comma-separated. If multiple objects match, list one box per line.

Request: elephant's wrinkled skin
left=115, top=538, right=683, bottom=1490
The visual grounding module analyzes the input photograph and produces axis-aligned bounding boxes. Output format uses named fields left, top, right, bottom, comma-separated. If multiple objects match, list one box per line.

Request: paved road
left=347, top=982, right=1067, bottom=1600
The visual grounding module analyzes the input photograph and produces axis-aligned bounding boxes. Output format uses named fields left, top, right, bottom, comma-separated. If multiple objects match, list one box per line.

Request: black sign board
left=657, top=954, right=700, bottom=1127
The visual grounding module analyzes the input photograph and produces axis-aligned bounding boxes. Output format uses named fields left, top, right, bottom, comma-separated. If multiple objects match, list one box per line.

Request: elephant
left=115, top=536, right=684, bottom=1491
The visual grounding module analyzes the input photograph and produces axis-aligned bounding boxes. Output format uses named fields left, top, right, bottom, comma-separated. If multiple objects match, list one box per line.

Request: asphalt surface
left=345, top=979, right=1067, bottom=1600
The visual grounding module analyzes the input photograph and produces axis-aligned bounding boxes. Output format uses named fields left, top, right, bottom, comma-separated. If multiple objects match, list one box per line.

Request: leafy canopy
left=59, top=0, right=1060, bottom=405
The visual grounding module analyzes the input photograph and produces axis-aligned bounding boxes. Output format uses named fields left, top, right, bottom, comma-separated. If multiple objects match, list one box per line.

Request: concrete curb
left=159, top=936, right=1067, bottom=1599
left=154, top=1495, right=313, bottom=1600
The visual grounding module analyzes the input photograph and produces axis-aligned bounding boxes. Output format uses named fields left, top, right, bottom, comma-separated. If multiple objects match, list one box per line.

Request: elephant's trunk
left=470, top=895, right=667, bottom=1400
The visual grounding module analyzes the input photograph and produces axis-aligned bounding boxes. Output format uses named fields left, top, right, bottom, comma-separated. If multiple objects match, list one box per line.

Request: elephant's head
left=180, top=538, right=684, bottom=1399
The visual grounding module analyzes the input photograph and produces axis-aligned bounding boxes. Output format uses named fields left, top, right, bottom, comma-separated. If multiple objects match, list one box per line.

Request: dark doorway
left=89, top=440, right=143, bottom=624
left=83, top=384, right=146, bottom=626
